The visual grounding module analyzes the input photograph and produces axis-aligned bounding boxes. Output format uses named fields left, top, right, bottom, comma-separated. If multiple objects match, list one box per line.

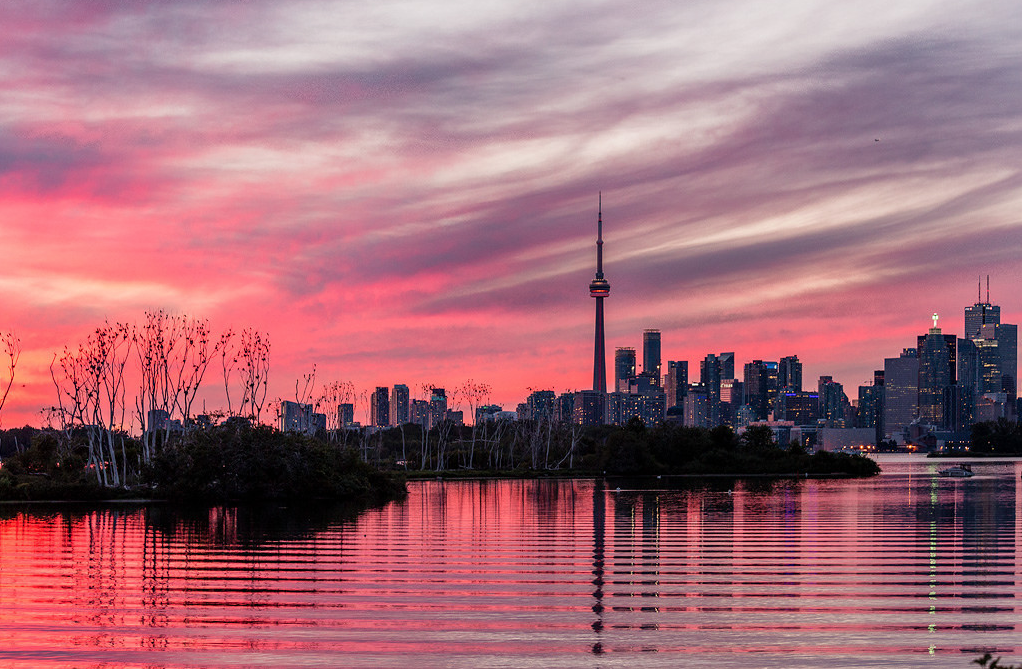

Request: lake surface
left=1, top=455, right=1021, bottom=668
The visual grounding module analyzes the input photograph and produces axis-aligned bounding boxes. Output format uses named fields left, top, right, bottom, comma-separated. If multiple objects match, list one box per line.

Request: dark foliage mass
left=0, top=418, right=879, bottom=502
left=970, top=419, right=1022, bottom=454
left=0, top=429, right=116, bottom=501
left=143, top=423, right=406, bottom=504
left=0, top=425, right=406, bottom=504
left=583, top=420, right=880, bottom=478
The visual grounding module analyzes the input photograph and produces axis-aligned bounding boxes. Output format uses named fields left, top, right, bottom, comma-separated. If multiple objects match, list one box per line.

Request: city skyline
left=2, top=0, right=1022, bottom=427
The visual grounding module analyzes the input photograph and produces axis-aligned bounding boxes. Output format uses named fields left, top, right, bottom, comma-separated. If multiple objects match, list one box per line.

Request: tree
left=459, top=380, right=490, bottom=469
left=221, top=328, right=270, bottom=422
left=50, top=321, right=132, bottom=486
left=0, top=331, right=20, bottom=428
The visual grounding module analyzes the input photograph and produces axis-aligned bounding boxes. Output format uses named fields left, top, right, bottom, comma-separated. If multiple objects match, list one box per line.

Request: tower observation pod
left=590, top=195, right=610, bottom=395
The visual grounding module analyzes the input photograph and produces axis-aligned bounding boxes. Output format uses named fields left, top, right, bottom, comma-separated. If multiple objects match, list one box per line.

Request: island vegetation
left=0, top=415, right=878, bottom=502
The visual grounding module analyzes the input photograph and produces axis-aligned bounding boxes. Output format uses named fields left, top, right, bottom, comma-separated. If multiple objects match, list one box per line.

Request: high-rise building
left=884, top=348, right=919, bottom=442
left=556, top=392, right=575, bottom=423
left=818, top=376, right=848, bottom=427
left=614, top=347, right=636, bottom=393
left=744, top=360, right=778, bottom=421
left=777, top=391, right=820, bottom=425
left=980, top=322, right=1018, bottom=400
left=857, top=384, right=884, bottom=446
left=589, top=196, right=610, bottom=404
left=370, top=387, right=390, bottom=428
left=525, top=390, right=556, bottom=421
left=390, top=384, right=410, bottom=426
left=779, top=355, right=802, bottom=392
left=917, top=315, right=956, bottom=427
left=718, top=352, right=735, bottom=382
left=965, top=276, right=1001, bottom=339
left=573, top=390, right=604, bottom=426
left=701, top=353, right=723, bottom=426
left=665, top=360, right=688, bottom=408
left=683, top=384, right=710, bottom=428
left=410, top=399, right=430, bottom=426
left=338, top=403, right=354, bottom=427
left=642, top=329, right=661, bottom=385
left=429, top=387, right=447, bottom=428
left=280, top=400, right=313, bottom=434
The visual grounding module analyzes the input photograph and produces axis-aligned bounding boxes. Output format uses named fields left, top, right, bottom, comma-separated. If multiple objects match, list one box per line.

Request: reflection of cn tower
left=590, top=194, right=610, bottom=395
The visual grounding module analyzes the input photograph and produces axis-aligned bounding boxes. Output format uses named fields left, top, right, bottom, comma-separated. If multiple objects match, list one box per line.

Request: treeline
left=330, top=418, right=880, bottom=478
left=0, top=417, right=879, bottom=501
left=968, top=418, right=1022, bottom=454
left=0, top=422, right=406, bottom=503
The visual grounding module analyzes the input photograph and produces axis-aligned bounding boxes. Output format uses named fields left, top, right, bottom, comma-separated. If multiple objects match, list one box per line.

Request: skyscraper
left=390, top=384, right=410, bottom=425
left=744, top=360, right=778, bottom=421
left=779, top=355, right=802, bottom=392
left=371, top=387, right=390, bottom=428
left=665, top=360, right=688, bottom=408
left=964, top=276, right=1000, bottom=339
left=917, top=314, right=956, bottom=427
left=700, top=353, right=723, bottom=426
left=614, top=347, right=636, bottom=393
left=589, top=196, right=610, bottom=402
left=642, top=329, right=661, bottom=385
left=884, top=348, right=919, bottom=442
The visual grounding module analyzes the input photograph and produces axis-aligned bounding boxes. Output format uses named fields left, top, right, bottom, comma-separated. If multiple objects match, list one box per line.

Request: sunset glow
left=3, top=0, right=1022, bottom=426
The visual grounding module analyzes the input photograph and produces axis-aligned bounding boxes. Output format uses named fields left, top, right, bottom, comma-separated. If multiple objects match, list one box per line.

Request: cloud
left=2, top=0, right=1022, bottom=422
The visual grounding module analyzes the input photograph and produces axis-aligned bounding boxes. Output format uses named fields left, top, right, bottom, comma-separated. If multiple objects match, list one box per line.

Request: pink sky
left=2, top=0, right=1022, bottom=428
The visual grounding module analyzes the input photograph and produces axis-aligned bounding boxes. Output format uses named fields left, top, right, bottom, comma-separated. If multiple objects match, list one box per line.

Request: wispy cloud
left=2, top=0, right=1021, bottom=422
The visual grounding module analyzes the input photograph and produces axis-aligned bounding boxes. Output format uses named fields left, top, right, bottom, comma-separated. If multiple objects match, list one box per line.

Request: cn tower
left=589, top=195, right=610, bottom=394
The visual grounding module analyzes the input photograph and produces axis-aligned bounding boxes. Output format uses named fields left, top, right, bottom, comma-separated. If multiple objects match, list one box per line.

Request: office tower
left=410, top=399, right=430, bottom=427
left=622, top=375, right=666, bottom=427
left=718, top=352, right=735, bottom=382
left=683, top=384, right=710, bottom=428
left=526, top=390, right=556, bottom=421
left=701, top=353, right=723, bottom=426
left=556, top=392, right=575, bottom=423
left=818, top=376, right=847, bottom=427
left=615, top=347, right=636, bottom=393
left=371, top=387, right=390, bottom=428
left=429, top=387, right=447, bottom=428
left=964, top=276, right=1000, bottom=339
left=573, top=390, right=604, bottom=426
left=884, top=348, right=919, bottom=442
left=665, top=360, right=688, bottom=408
left=280, top=400, right=312, bottom=434
left=779, top=355, right=802, bottom=392
left=642, top=329, right=661, bottom=385
left=744, top=360, right=778, bottom=421
left=857, top=384, right=884, bottom=446
left=390, top=384, right=410, bottom=425
left=917, top=315, right=956, bottom=427
left=589, top=196, right=610, bottom=399
left=338, top=403, right=354, bottom=427
left=777, top=391, right=820, bottom=424
left=719, top=377, right=743, bottom=426
left=980, top=322, right=1018, bottom=399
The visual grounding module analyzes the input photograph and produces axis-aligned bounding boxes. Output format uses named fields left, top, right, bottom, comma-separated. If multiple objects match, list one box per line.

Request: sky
left=2, top=0, right=1022, bottom=427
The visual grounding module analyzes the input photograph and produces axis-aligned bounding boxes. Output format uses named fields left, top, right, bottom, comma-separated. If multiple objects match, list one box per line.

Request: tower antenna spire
left=987, top=275, right=990, bottom=303
left=978, top=275, right=982, bottom=303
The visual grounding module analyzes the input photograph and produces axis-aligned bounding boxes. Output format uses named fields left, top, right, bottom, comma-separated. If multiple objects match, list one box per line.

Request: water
left=0, top=455, right=1020, bottom=668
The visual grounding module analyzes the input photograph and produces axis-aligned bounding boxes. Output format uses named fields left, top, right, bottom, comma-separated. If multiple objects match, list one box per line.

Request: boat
left=938, top=464, right=974, bottom=478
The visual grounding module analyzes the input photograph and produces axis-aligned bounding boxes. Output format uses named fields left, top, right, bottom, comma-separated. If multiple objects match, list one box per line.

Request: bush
left=144, top=422, right=406, bottom=504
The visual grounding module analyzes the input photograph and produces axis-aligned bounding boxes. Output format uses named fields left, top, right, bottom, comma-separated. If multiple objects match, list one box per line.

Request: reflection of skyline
left=0, top=466, right=1020, bottom=665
